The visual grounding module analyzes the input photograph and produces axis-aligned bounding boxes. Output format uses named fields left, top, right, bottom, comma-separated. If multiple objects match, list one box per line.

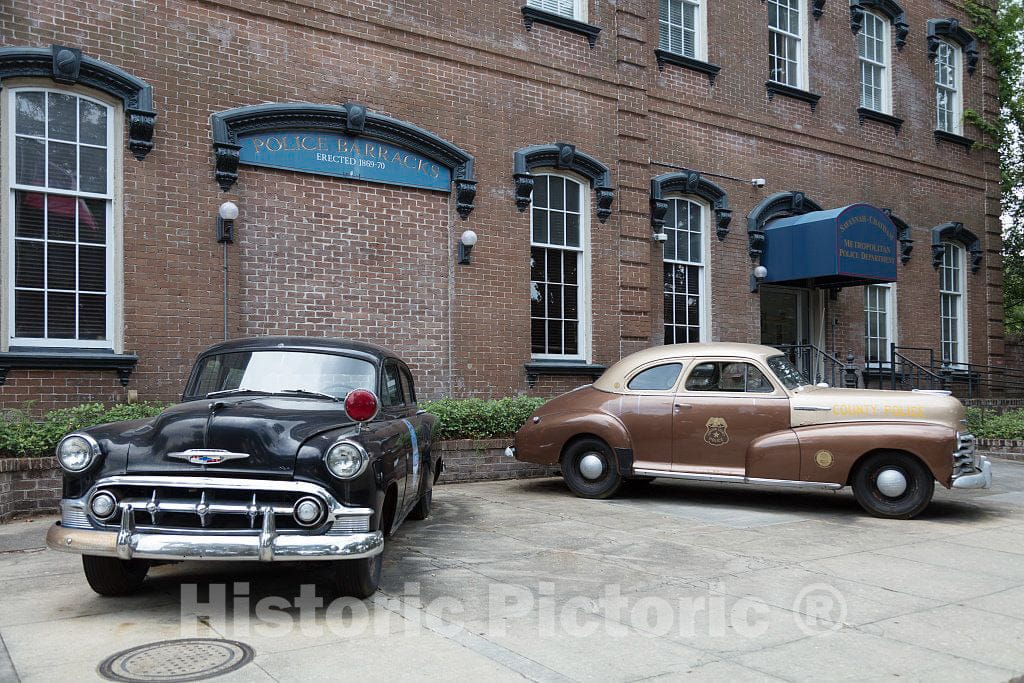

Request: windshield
left=766, top=354, right=810, bottom=390
left=188, top=351, right=376, bottom=399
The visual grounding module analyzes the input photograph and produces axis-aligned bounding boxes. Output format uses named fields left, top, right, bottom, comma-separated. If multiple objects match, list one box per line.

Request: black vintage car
left=46, top=337, right=439, bottom=598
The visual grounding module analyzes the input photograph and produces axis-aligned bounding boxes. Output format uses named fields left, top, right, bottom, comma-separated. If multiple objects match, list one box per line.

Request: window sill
left=0, top=348, right=139, bottom=386
left=654, top=50, right=721, bottom=84
left=521, top=6, right=601, bottom=47
left=857, top=107, right=903, bottom=133
left=934, top=130, right=975, bottom=150
left=525, top=361, right=607, bottom=387
left=765, top=82, right=821, bottom=111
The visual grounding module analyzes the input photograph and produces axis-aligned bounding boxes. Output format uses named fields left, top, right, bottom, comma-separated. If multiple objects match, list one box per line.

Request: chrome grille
left=953, top=432, right=978, bottom=476
left=61, top=505, right=91, bottom=530
left=93, top=485, right=325, bottom=533
left=328, top=517, right=371, bottom=534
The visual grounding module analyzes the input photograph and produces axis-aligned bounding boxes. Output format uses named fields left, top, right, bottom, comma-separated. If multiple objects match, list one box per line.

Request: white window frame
left=526, top=0, right=586, bottom=22
left=529, top=171, right=591, bottom=362
left=864, top=283, right=896, bottom=367
left=663, top=196, right=711, bottom=344
left=658, top=0, right=708, bottom=61
left=767, top=0, right=808, bottom=89
left=858, top=11, right=891, bottom=114
left=1, top=82, right=123, bottom=351
left=939, top=241, right=967, bottom=364
left=934, top=40, right=962, bottom=134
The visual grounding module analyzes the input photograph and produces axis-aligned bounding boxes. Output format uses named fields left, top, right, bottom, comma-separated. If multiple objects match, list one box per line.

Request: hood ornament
left=168, top=449, right=250, bottom=465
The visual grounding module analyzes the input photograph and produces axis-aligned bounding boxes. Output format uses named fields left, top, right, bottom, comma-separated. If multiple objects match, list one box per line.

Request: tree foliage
left=965, top=0, right=1024, bottom=332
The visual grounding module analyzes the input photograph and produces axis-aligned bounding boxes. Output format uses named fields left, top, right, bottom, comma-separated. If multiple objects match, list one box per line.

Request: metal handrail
left=890, top=345, right=1024, bottom=398
left=775, top=343, right=847, bottom=386
left=888, top=344, right=946, bottom=392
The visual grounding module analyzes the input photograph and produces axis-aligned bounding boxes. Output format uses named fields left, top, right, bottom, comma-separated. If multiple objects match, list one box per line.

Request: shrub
left=422, top=396, right=546, bottom=441
left=966, top=407, right=1024, bottom=440
left=0, top=402, right=169, bottom=458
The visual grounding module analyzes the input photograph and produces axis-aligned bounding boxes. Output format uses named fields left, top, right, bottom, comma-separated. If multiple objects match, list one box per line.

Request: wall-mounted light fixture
left=217, top=201, right=239, bottom=244
left=652, top=232, right=668, bottom=243
left=750, top=265, right=768, bottom=292
left=458, top=230, right=478, bottom=265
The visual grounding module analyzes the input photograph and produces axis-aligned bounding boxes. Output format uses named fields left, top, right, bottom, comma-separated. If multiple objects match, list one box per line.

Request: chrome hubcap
left=579, top=453, right=605, bottom=480
left=876, top=468, right=908, bottom=497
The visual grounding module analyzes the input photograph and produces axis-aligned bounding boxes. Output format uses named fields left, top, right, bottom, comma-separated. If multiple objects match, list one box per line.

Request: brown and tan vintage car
left=509, top=343, right=992, bottom=519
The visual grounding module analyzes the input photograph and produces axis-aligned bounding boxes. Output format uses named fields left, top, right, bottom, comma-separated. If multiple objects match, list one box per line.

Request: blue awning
left=761, top=203, right=898, bottom=287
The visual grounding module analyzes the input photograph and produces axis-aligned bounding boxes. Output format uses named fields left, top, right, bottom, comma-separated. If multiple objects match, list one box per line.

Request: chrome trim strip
left=632, top=468, right=844, bottom=490
left=793, top=406, right=832, bottom=412
left=167, top=449, right=251, bottom=463
left=47, top=522, right=384, bottom=561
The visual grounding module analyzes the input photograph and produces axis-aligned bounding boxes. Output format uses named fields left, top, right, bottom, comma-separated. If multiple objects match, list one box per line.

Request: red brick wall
left=0, top=457, right=61, bottom=519
left=0, top=0, right=1005, bottom=410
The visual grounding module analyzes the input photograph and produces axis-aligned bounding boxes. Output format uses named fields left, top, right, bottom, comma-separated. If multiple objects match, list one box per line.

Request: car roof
left=593, top=343, right=785, bottom=391
left=198, top=336, right=399, bottom=363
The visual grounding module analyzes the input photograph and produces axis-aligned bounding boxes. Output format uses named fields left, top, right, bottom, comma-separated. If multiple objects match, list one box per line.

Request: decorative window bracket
left=650, top=171, right=732, bottom=241
left=525, top=361, right=607, bottom=387
left=813, top=0, right=827, bottom=19
left=927, top=18, right=979, bottom=74
left=934, top=130, right=975, bottom=150
left=857, top=107, right=903, bottom=133
left=931, top=222, right=982, bottom=273
left=765, top=82, right=822, bottom=112
left=0, top=350, right=139, bottom=387
left=881, top=208, right=914, bottom=264
left=850, top=0, right=909, bottom=49
left=0, top=45, right=156, bottom=160
left=747, top=191, right=823, bottom=261
left=513, top=143, right=614, bottom=223
left=653, top=50, right=721, bottom=85
left=521, top=6, right=601, bottom=47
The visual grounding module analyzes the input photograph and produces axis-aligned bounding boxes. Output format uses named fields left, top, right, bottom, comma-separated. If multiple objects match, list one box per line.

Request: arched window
left=6, top=87, right=116, bottom=347
left=934, top=40, right=961, bottom=134
left=859, top=11, right=891, bottom=113
left=939, top=242, right=966, bottom=363
left=663, top=197, right=708, bottom=344
left=530, top=173, right=589, bottom=359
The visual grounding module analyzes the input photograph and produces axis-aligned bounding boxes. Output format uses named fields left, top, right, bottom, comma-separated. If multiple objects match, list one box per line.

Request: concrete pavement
left=1, top=460, right=1023, bottom=681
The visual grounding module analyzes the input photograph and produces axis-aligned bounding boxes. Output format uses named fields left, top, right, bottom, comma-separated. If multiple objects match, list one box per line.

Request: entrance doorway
left=760, top=286, right=811, bottom=347
left=759, top=286, right=826, bottom=379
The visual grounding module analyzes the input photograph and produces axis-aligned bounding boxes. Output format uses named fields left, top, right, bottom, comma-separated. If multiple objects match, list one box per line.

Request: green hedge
left=0, top=402, right=168, bottom=458
left=966, top=407, right=1024, bottom=440
left=422, top=397, right=546, bottom=441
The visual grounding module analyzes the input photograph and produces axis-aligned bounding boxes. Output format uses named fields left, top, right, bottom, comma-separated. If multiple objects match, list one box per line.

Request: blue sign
left=237, top=131, right=452, bottom=192
left=762, top=204, right=898, bottom=285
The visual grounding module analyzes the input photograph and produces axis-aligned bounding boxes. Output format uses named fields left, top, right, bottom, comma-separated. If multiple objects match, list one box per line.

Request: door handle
left=674, top=403, right=692, bottom=411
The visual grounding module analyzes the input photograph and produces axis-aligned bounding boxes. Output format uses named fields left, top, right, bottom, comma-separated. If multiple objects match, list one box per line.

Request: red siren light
left=344, top=389, right=379, bottom=422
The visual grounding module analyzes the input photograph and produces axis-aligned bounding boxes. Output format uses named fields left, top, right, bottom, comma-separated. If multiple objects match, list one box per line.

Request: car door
left=612, top=360, right=688, bottom=470
left=671, top=358, right=791, bottom=475
left=377, top=360, right=416, bottom=517
left=397, top=362, right=430, bottom=512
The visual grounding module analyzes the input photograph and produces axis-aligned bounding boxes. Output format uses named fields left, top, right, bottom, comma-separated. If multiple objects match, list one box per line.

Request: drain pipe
left=216, top=202, right=239, bottom=340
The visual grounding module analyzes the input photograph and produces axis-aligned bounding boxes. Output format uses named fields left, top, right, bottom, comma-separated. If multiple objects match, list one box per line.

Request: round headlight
left=56, top=434, right=101, bottom=473
left=325, top=441, right=368, bottom=480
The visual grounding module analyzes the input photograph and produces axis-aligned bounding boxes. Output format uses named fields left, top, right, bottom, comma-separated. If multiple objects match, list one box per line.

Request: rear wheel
left=852, top=451, right=934, bottom=519
left=329, top=554, right=382, bottom=599
left=562, top=438, right=622, bottom=499
left=82, top=555, right=149, bottom=596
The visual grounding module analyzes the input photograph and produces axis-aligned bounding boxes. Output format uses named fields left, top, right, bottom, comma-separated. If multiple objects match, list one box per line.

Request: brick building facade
left=0, top=0, right=1005, bottom=410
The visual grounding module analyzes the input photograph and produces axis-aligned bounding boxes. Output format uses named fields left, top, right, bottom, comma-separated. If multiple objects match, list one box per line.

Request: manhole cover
left=98, top=638, right=254, bottom=682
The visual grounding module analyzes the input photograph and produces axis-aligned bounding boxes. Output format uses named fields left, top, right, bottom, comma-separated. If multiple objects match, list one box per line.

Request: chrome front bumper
left=951, top=456, right=993, bottom=490
left=47, top=509, right=383, bottom=562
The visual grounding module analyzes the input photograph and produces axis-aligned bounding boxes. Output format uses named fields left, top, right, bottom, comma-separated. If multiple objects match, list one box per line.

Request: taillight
left=344, top=389, right=379, bottom=422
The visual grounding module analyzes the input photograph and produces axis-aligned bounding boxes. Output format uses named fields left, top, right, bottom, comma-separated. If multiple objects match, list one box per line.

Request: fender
left=791, top=422, right=957, bottom=487
left=514, top=410, right=632, bottom=466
